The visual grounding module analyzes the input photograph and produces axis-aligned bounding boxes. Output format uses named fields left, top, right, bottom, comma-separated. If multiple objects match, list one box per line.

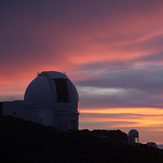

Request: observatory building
left=2, top=71, right=79, bottom=130
left=128, top=129, right=139, bottom=146
left=146, top=142, right=158, bottom=148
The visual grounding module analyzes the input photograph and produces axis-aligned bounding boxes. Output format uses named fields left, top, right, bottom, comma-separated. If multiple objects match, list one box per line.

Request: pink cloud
left=1, top=0, right=163, bottom=145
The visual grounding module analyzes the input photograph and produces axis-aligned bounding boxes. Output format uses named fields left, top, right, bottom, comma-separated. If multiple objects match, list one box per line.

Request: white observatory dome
left=146, top=142, right=158, bottom=148
left=128, top=129, right=139, bottom=138
left=24, top=71, right=79, bottom=112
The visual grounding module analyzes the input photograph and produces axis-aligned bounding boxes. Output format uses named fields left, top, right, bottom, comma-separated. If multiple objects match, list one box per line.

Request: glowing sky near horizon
left=1, top=0, right=163, bottom=144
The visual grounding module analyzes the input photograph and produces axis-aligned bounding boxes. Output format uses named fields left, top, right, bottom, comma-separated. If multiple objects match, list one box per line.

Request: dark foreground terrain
left=0, top=115, right=163, bottom=163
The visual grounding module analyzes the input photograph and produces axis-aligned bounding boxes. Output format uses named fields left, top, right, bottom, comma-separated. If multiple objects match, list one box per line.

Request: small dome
left=24, top=71, right=79, bottom=112
left=128, top=129, right=139, bottom=138
left=146, top=142, right=158, bottom=148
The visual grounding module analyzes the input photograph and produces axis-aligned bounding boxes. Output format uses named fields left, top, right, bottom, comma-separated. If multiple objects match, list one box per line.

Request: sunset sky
left=1, top=0, right=163, bottom=144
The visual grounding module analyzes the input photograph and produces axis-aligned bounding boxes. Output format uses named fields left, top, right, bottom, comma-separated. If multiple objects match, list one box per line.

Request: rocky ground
left=0, top=115, right=163, bottom=163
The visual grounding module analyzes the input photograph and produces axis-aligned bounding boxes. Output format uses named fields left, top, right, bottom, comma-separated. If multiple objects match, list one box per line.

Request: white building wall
left=3, top=101, right=39, bottom=123
left=38, top=109, right=54, bottom=126
left=38, top=109, right=79, bottom=130
left=3, top=101, right=79, bottom=130
left=53, top=112, right=79, bottom=130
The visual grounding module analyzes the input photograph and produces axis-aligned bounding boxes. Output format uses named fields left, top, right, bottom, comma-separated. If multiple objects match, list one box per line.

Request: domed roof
left=128, top=129, right=139, bottom=138
left=146, top=142, right=158, bottom=148
left=24, top=71, right=79, bottom=111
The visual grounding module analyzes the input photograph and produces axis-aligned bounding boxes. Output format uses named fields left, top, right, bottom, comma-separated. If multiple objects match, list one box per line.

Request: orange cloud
left=80, top=108, right=163, bottom=137
left=80, top=108, right=163, bottom=115
left=1, top=0, right=163, bottom=145
left=79, top=107, right=163, bottom=143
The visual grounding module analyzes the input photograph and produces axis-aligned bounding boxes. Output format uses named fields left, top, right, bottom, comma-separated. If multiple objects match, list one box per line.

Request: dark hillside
left=0, top=115, right=163, bottom=163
